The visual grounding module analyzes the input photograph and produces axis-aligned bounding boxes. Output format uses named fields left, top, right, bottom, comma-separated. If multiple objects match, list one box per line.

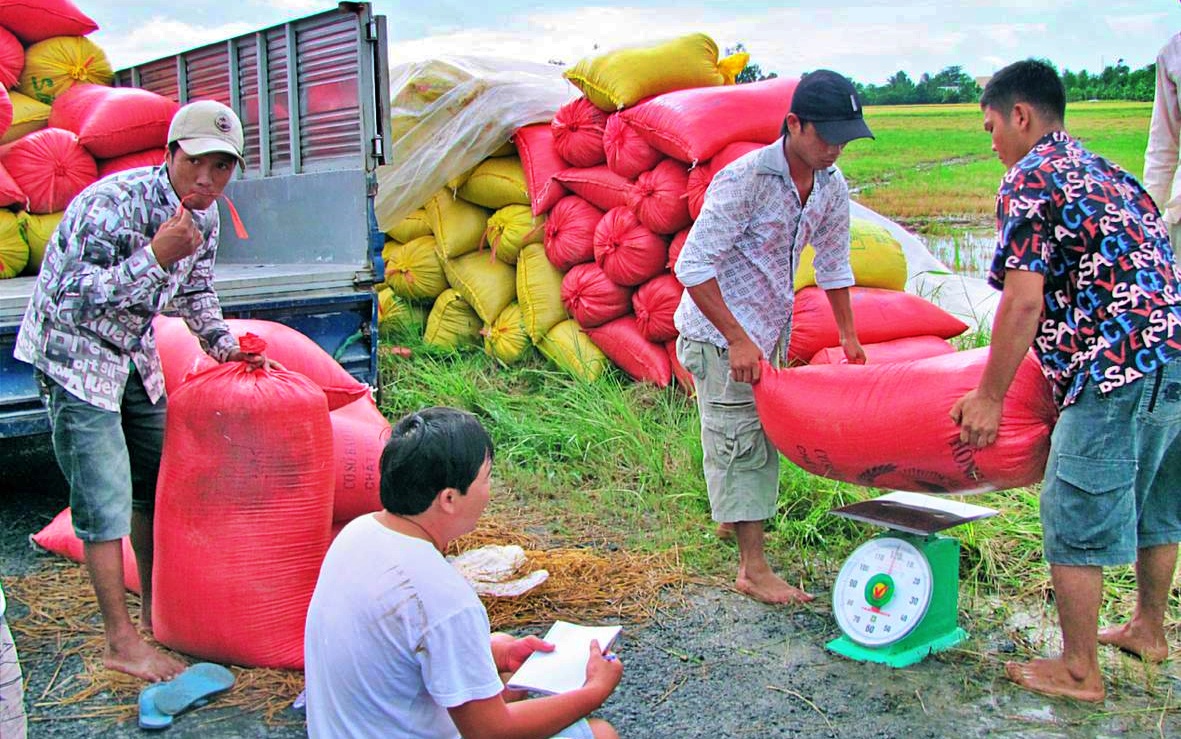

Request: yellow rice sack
left=18, top=36, right=114, bottom=105
left=489, top=140, right=516, bottom=158
left=442, top=250, right=517, bottom=324
left=0, top=211, right=30, bottom=278
left=483, top=301, right=532, bottom=365
left=384, top=235, right=448, bottom=302
left=516, top=243, right=566, bottom=342
left=387, top=208, right=432, bottom=243
left=484, top=204, right=544, bottom=265
left=377, top=285, right=426, bottom=334
left=424, top=288, right=482, bottom=350
left=794, top=219, right=909, bottom=292
left=564, top=33, right=740, bottom=112
left=425, top=189, right=488, bottom=259
left=538, top=319, right=607, bottom=382
left=1, top=91, right=51, bottom=144
left=457, top=156, right=530, bottom=210
left=17, top=210, right=63, bottom=275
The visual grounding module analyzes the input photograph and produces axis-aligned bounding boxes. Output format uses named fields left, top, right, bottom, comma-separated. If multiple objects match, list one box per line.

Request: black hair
left=780, top=116, right=812, bottom=137
left=167, top=141, right=181, bottom=156
left=378, top=407, right=494, bottom=515
left=980, top=59, right=1065, bottom=124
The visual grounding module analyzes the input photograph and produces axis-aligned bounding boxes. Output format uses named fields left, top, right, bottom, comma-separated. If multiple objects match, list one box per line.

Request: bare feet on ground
left=1098, top=622, right=1169, bottom=663
left=105, top=635, right=186, bottom=682
left=1004, top=658, right=1105, bottom=703
left=736, top=570, right=815, bottom=605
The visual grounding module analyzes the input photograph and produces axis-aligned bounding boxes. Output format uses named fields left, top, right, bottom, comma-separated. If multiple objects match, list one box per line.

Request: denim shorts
left=36, top=369, right=167, bottom=543
left=676, top=337, right=779, bottom=523
left=1041, top=359, right=1181, bottom=566
left=553, top=718, right=594, bottom=739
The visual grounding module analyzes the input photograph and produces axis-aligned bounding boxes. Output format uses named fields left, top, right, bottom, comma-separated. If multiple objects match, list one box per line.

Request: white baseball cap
left=167, top=99, right=245, bottom=167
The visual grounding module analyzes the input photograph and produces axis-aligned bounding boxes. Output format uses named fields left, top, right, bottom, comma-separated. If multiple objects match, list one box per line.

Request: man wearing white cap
left=15, top=99, right=265, bottom=682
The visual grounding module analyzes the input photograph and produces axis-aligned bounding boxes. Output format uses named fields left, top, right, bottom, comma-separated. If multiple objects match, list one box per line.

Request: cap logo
left=850, top=94, right=859, bottom=113
left=214, top=113, right=233, bottom=133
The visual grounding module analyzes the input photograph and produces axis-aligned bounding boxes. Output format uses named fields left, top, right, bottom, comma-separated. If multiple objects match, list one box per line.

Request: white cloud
left=92, top=18, right=258, bottom=68
left=1105, top=12, right=1169, bottom=38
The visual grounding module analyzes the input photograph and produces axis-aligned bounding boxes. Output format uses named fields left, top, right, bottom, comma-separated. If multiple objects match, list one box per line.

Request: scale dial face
left=832, top=536, right=934, bottom=647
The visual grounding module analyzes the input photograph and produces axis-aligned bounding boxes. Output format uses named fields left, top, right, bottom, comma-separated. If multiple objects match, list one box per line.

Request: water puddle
left=923, top=231, right=996, bottom=281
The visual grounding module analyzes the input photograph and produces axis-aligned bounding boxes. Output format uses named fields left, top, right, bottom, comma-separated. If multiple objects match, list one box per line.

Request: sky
left=82, top=0, right=1175, bottom=86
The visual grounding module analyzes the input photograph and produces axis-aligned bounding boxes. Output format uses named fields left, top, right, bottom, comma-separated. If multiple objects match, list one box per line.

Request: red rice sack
left=687, top=141, right=762, bottom=219
left=593, top=206, right=667, bottom=286
left=0, top=25, right=21, bottom=88
left=621, top=77, right=797, bottom=164
left=153, top=361, right=333, bottom=669
left=628, top=158, right=690, bottom=234
left=48, top=83, right=178, bottom=159
left=810, top=335, right=956, bottom=365
left=97, top=148, right=166, bottom=178
left=666, top=340, right=694, bottom=393
left=554, top=165, right=632, bottom=212
left=514, top=123, right=569, bottom=216
left=0, top=127, right=95, bottom=213
left=632, top=273, right=683, bottom=343
left=552, top=96, right=608, bottom=168
left=30, top=508, right=140, bottom=592
left=543, top=194, right=602, bottom=271
left=788, top=286, right=969, bottom=364
left=585, top=315, right=671, bottom=386
left=667, top=228, right=689, bottom=270
left=329, top=396, right=391, bottom=523
left=561, top=261, right=633, bottom=328
left=0, top=87, right=11, bottom=142
left=603, top=112, right=663, bottom=179
left=0, top=0, right=97, bottom=44
left=754, top=348, right=1058, bottom=493
left=0, top=161, right=23, bottom=208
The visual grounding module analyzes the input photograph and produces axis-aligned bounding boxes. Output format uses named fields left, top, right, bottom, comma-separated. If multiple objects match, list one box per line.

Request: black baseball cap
left=787, top=69, right=874, bottom=145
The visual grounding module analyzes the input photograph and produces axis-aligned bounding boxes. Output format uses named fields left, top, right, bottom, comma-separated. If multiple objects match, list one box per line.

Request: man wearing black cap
left=674, top=69, right=873, bottom=604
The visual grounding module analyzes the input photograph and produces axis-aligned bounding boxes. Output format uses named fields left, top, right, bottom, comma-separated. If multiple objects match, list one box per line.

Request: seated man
left=304, top=406, right=622, bottom=739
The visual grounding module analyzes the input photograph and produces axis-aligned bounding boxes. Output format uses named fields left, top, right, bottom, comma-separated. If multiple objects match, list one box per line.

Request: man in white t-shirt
left=304, top=407, right=622, bottom=739
left=0, top=582, right=28, bottom=739
left=1145, top=31, right=1181, bottom=258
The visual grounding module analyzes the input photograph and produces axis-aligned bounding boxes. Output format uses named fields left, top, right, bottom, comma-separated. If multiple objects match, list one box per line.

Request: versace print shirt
left=14, top=164, right=237, bottom=411
left=989, top=130, right=1181, bottom=407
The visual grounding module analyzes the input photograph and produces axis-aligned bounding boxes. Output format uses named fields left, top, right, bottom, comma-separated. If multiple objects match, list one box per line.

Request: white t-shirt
left=304, top=514, right=504, bottom=738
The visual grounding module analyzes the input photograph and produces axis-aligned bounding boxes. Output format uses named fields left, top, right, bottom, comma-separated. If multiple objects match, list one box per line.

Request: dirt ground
left=4, top=436, right=1180, bottom=738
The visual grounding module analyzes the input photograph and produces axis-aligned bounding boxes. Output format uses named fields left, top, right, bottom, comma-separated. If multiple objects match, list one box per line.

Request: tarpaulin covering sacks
left=628, top=158, right=691, bottom=235
left=1, top=127, right=96, bottom=213
left=0, top=25, right=23, bottom=88
left=585, top=315, right=671, bottom=386
left=603, top=112, right=663, bottom=179
left=621, top=77, right=797, bottom=164
left=554, top=165, right=632, bottom=212
left=424, top=288, right=482, bottom=349
left=31, top=508, right=141, bottom=593
left=687, top=141, right=762, bottom=219
left=0, top=0, right=98, bottom=44
left=809, top=335, right=956, bottom=365
left=593, top=206, right=667, bottom=286
left=0, top=91, right=49, bottom=144
left=387, top=208, right=432, bottom=243
left=632, top=273, right=683, bottom=343
left=788, top=286, right=969, bottom=364
left=48, top=83, right=178, bottom=159
left=153, top=361, right=333, bottom=669
left=457, top=156, right=530, bottom=210
left=754, top=348, right=1058, bottom=493
left=543, top=195, right=602, bottom=271
left=484, top=301, right=532, bottom=365
left=18, top=210, right=63, bottom=274
left=484, top=203, right=543, bottom=265
left=384, top=235, right=448, bottom=303
left=516, top=243, right=567, bottom=341
left=0, top=210, right=28, bottom=278
left=537, top=319, right=607, bottom=381
left=561, top=262, right=633, bottom=327
left=18, top=35, right=113, bottom=105
left=442, top=250, right=518, bottom=324
left=0, top=161, right=24, bottom=209
left=795, top=219, right=908, bottom=292
left=97, top=148, right=165, bottom=178
left=551, top=96, right=608, bottom=168
left=329, top=396, right=391, bottom=523
left=514, top=123, right=569, bottom=216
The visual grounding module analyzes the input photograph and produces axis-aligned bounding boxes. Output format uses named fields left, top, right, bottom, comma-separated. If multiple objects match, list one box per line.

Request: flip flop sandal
left=153, top=662, right=236, bottom=716
left=138, top=683, right=173, bottom=730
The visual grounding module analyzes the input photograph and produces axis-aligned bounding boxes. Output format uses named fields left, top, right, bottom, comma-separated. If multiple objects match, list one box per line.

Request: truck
left=0, top=1, right=391, bottom=438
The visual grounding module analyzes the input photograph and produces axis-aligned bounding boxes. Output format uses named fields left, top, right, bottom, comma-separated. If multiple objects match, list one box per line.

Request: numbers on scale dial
left=831, top=536, right=934, bottom=647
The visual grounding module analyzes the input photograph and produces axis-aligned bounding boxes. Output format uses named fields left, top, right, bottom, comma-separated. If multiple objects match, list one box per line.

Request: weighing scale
left=826, top=492, right=998, bottom=668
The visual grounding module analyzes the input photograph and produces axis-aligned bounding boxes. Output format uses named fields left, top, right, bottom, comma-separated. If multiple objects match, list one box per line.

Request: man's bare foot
left=716, top=522, right=735, bottom=541
left=1098, top=622, right=1169, bottom=663
left=736, top=570, right=814, bottom=605
left=105, top=635, right=186, bottom=682
left=1004, top=659, right=1105, bottom=702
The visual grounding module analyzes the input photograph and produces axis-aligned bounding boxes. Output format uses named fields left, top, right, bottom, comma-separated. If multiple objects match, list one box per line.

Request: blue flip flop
left=152, top=662, right=236, bottom=716
left=138, top=683, right=173, bottom=730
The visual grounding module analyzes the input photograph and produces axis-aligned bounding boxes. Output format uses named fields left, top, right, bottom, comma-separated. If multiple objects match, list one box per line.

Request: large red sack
left=593, top=206, right=667, bottom=287
left=97, top=148, right=166, bottom=178
left=788, top=287, right=969, bottom=364
left=632, top=273, right=683, bottom=343
left=561, top=261, right=633, bottom=328
left=0, top=78, right=13, bottom=141
left=554, top=165, right=632, bottom=212
left=0, top=25, right=21, bottom=88
left=585, top=315, right=671, bottom=386
left=0, top=127, right=96, bottom=213
left=667, top=228, right=689, bottom=271
left=153, top=361, right=334, bottom=669
left=628, top=158, right=691, bottom=235
left=515, top=123, right=569, bottom=216
left=0, top=161, right=23, bottom=208
left=551, top=96, right=608, bottom=168
left=329, top=396, right=391, bottom=523
left=603, top=112, right=663, bottom=179
left=49, top=83, right=178, bottom=159
left=0, top=0, right=98, bottom=44
left=620, top=77, right=797, bottom=164
left=543, top=195, right=602, bottom=271
left=31, top=508, right=141, bottom=593
left=687, top=141, right=763, bottom=219
left=754, top=348, right=1058, bottom=493
left=810, top=335, right=956, bottom=365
